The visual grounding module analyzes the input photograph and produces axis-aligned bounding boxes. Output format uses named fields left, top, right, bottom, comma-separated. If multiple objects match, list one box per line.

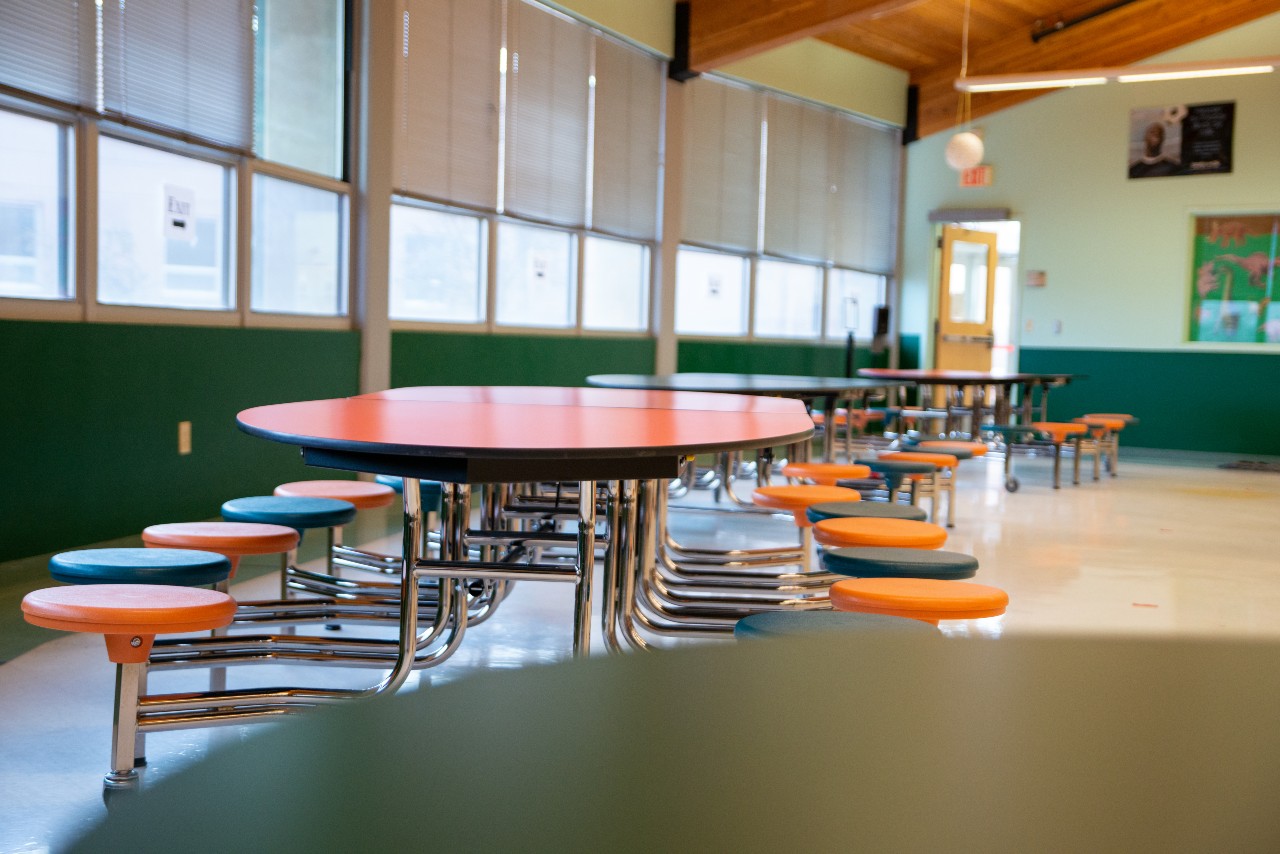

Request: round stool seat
left=221, top=496, right=357, bottom=530
left=1074, top=416, right=1126, bottom=432
left=806, top=501, right=928, bottom=524
left=753, top=485, right=861, bottom=525
left=1084, top=413, right=1138, bottom=425
left=879, top=451, right=959, bottom=469
left=49, top=548, right=232, bottom=587
left=830, top=577, right=1008, bottom=624
left=22, top=584, right=237, bottom=663
left=142, top=522, right=300, bottom=557
left=822, top=547, right=978, bottom=579
left=1030, top=422, right=1088, bottom=442
left=813, top=517, right=947, bottom=549
left=780, top=462, right=872, bottom=485
left=911, top=440, right=987, bottom=458
left=734, top=609, right=939, bottom=640
left=373, top=475, right=445, bottom=511
left=274, top=480, right=397, bottom=510
left=858, top=458, right=936, bottom=476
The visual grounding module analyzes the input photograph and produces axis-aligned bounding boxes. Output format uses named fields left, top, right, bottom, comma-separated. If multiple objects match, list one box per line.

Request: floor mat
left=1219, top=460, right=1280, bottom=473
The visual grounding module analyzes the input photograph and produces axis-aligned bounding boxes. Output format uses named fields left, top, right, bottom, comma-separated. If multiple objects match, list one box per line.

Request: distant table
left=857, top=368, right=1080, bottom=426
left=586, top=373, right=912, bottom=461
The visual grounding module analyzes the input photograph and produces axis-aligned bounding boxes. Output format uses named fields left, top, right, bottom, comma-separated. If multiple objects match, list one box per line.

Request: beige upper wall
left=547, top=1, right=908, bottom=126
left=900, top=11, right=1280, bottom=361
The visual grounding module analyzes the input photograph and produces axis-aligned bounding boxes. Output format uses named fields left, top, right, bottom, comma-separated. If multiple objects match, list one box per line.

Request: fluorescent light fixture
left=956, top=55, right=1280, bottom=93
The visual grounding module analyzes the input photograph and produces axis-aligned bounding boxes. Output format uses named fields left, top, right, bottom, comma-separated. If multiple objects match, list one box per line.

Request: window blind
left=0, top=0, right=89, bottom=106
left=830, top=113, right=900, bottom=274
left=99, top=0, right=252, bottom=149
left=395, top=0, right=501, bottom=209
left=589, top=35, right=662, bottom=242
left=762, top=94, right=833, bottom=263
left=682, top=76, right=762, bottom=254
left=502, top=0, right=591, bottom=227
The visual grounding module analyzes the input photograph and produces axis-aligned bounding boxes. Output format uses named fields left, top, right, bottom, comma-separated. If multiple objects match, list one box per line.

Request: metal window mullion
left=77, top=117, right=98, bottom=321
left=235, top=155, right=252, bottom=320
left=574, top=228, right=586, bottom=333
left=485, top=213, right=499, bottom=332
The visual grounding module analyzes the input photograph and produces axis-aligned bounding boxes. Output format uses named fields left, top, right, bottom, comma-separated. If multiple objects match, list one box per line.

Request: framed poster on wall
left=1129, top=102, right=1234, bottom=179
left=1189, top=214, right=1280, bottom=343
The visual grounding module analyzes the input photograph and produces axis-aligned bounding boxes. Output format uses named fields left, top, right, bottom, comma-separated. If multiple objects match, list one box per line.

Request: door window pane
left=389, top=204, right=485, bottom=323
left=826, top=269, right=886, bottom=340
left=0, top=110, right=68, bottom=300
left=675, top=247, right=747, bottom=336
left=98, top=136, right=231, bottom=310
left=948, top=239, right=990, bottom=324
left=251, top=175, right=346, bottom=316
left=755, top=258, right=821, bottom=339
left=495, top=221, right=575, bottom=328
left=582, top=236, right=648, bottom=332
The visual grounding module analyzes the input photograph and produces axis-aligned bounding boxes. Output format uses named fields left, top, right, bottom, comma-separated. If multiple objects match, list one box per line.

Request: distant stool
left=142, top=522, right=299, bottom=585
left=753, top=484, right=862, bottom=571
left=1075, top=415, right=1135, bottom=478
left=21, top=584, right=236, bottom=790
left=734, top=609, right=938, bottom=640
left=822, top=547, right=978, bottom=580
left=222, top=496, right=356, bottom=597
left=910, top=440, right=988, bottom=459
left=805, top=501, right=928, bottom=525
left=878, top=451, right=960, bottom=527
left=275, top=481, right=395, bottom=568
left=812, top=517, right=948, bottom=550
left=830, top=577, right=1008, bottom=625
left=851, top=458, right=937, bottom=505
left=780, top=462, right=871, bottom=486
left=1030, top=422, right=1089, bottom=489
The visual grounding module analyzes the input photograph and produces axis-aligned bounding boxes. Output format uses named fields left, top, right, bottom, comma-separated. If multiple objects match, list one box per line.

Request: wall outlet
left=1025, top=318, right=1034, bottom=332
left=1053, top=320, right=1063, bottom=335
left=178, top=421, right=192, bottom=455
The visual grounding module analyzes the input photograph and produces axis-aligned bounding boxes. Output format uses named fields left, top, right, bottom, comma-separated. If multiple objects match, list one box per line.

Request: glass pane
left=0, top=110, right=68, bottom=300
left=755, top=259, right=821, bottom=339
left=251, top=175, right=346, bottom=316
left=826, top=269, right=885, bottom=340
left=582, top=236, right=648, bottom=332
left=495, top=221, right=575, bottom=328
left=98, top=136, right=231, bottom=310
left=675, top=248, right=748, bottom=336
left=948, top=239, right=990, bottom=324
left=254, top=0, right=344, bottom=177
left=389, top=205, right=485, bottom=323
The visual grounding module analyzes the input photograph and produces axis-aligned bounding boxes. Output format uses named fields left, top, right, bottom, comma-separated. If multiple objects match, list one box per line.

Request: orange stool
left=1075, top=415, right=1134, bottom=478
left=913, top=440, right=987, bottom=457
left=274, top=480, right=398, bottom=577
left=830, top=577, right=1008, bottom=625
left=779, top=462, right=872, bottom=486
left=1030, top=422, right=1088, bottom=488
left=813, top=409, right=886, bottom=459
left=812, top=516, right=948, bottom=549
left=753, top=485, right=861, bottom=571
left=878, top=451, right=960, bottom=527
left=142, top=522, right=300, bottom=586
left=21, top=584, right=236, bottom=790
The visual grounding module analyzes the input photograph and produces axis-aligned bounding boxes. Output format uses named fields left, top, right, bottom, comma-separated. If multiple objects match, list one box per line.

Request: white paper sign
left=164, top=185, right=196, bottom=243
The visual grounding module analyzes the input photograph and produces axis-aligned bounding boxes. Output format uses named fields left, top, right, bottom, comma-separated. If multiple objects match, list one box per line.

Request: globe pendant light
left=947, top=0, right=982, bottom=171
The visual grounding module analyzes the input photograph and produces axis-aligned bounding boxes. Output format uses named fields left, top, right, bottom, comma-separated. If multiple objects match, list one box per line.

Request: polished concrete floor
left=3, top=449, right=1280, bottom=852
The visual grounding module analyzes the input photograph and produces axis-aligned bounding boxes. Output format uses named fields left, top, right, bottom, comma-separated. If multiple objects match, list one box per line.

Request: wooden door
left=936, top=226, right=998, bottom=371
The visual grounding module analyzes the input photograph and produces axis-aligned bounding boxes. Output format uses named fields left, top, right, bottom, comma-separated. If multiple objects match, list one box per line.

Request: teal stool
left=734, top=609, right=939, bottom=639
left=822, top=547, right=979, bottom=580
left=374, top=475, right=444, bottom=511
left=222, top=496, right=357, bottom=598
left=843, top=458, right=937, bottom=506
left=50, top=547, right=233, bottom=590
left=806, top=500, right=928, bottom=524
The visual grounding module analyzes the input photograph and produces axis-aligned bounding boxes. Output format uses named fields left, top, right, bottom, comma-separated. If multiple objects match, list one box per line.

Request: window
left=495, top=220, right=575, bottom=328
left=0, top=110, right=69, bottom=300
left=675, top=248, right=748, bottom=336
left=251, top=175, right=346, bottom=316
left=254, top=0, right=346, bottom=177
left=389, top=204, right=486, bottom=324
left=582, top=236, right=648, bottom=331
left=826, top=269, right=886, bottom=341
left=755, top=259, right=821, bottom=339
left=98, top=136, right=232, bottom=310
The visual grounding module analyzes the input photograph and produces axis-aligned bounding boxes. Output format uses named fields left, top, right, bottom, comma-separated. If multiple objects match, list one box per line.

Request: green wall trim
left=676, top=339, right=890, bottom=375
left=1019, top=347, right=1280, bottom=454
left=391, top=331, right=656, bottom=387
left=0, top=320, right=360, bottom=562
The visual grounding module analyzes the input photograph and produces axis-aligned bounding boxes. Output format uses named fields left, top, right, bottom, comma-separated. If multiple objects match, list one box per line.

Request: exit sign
left=960, top=165, right=993, bottom=187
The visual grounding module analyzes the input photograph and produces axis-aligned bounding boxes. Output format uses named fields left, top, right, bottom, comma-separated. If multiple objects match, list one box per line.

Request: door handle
left=941, top=333, right=994, bottom=344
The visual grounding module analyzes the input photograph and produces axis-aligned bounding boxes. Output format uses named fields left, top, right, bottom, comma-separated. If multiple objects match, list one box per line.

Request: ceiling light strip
left=955, top=55, right=1280, bottom=93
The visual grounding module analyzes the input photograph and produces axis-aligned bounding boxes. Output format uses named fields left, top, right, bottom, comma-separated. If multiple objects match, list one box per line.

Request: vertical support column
left=653, top=79, right=686, bottom=374
left=573, top=481, right=598, bottom=656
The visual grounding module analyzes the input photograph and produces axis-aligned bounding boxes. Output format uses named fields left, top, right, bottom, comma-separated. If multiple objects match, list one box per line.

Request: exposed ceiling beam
left=684, top=0, right=921, bottom=71
left=910, top=0, right=1280, bottom=139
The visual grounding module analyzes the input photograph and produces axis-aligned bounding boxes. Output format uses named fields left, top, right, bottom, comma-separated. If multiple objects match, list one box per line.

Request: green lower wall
left=1, top=320, right=360, bottom=563
left=676, top=339, right=890, bottom=374
left=391, top=331, right=655, bottom=386
left=1020, top=347, right=1280, bottom=455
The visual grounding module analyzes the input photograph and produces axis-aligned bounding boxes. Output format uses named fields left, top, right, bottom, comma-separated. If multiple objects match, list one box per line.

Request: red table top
left=238, top=387, right=815, bottom=483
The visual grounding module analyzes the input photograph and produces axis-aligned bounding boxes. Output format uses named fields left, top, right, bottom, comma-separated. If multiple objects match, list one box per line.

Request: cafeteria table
left=857, top=368, right=1080, bottom=432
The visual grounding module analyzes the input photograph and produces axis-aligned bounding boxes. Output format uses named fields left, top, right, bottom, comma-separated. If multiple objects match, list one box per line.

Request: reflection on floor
left=3, top=449, right=1280, bottom=852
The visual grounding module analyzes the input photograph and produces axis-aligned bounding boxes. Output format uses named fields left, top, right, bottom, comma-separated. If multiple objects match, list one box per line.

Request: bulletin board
left=1189, top=214, right=1280, bottom=343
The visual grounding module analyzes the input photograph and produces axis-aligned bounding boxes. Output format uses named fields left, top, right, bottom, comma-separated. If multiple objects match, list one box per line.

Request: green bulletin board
left=1189, top=214, right=1280, bottom=343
